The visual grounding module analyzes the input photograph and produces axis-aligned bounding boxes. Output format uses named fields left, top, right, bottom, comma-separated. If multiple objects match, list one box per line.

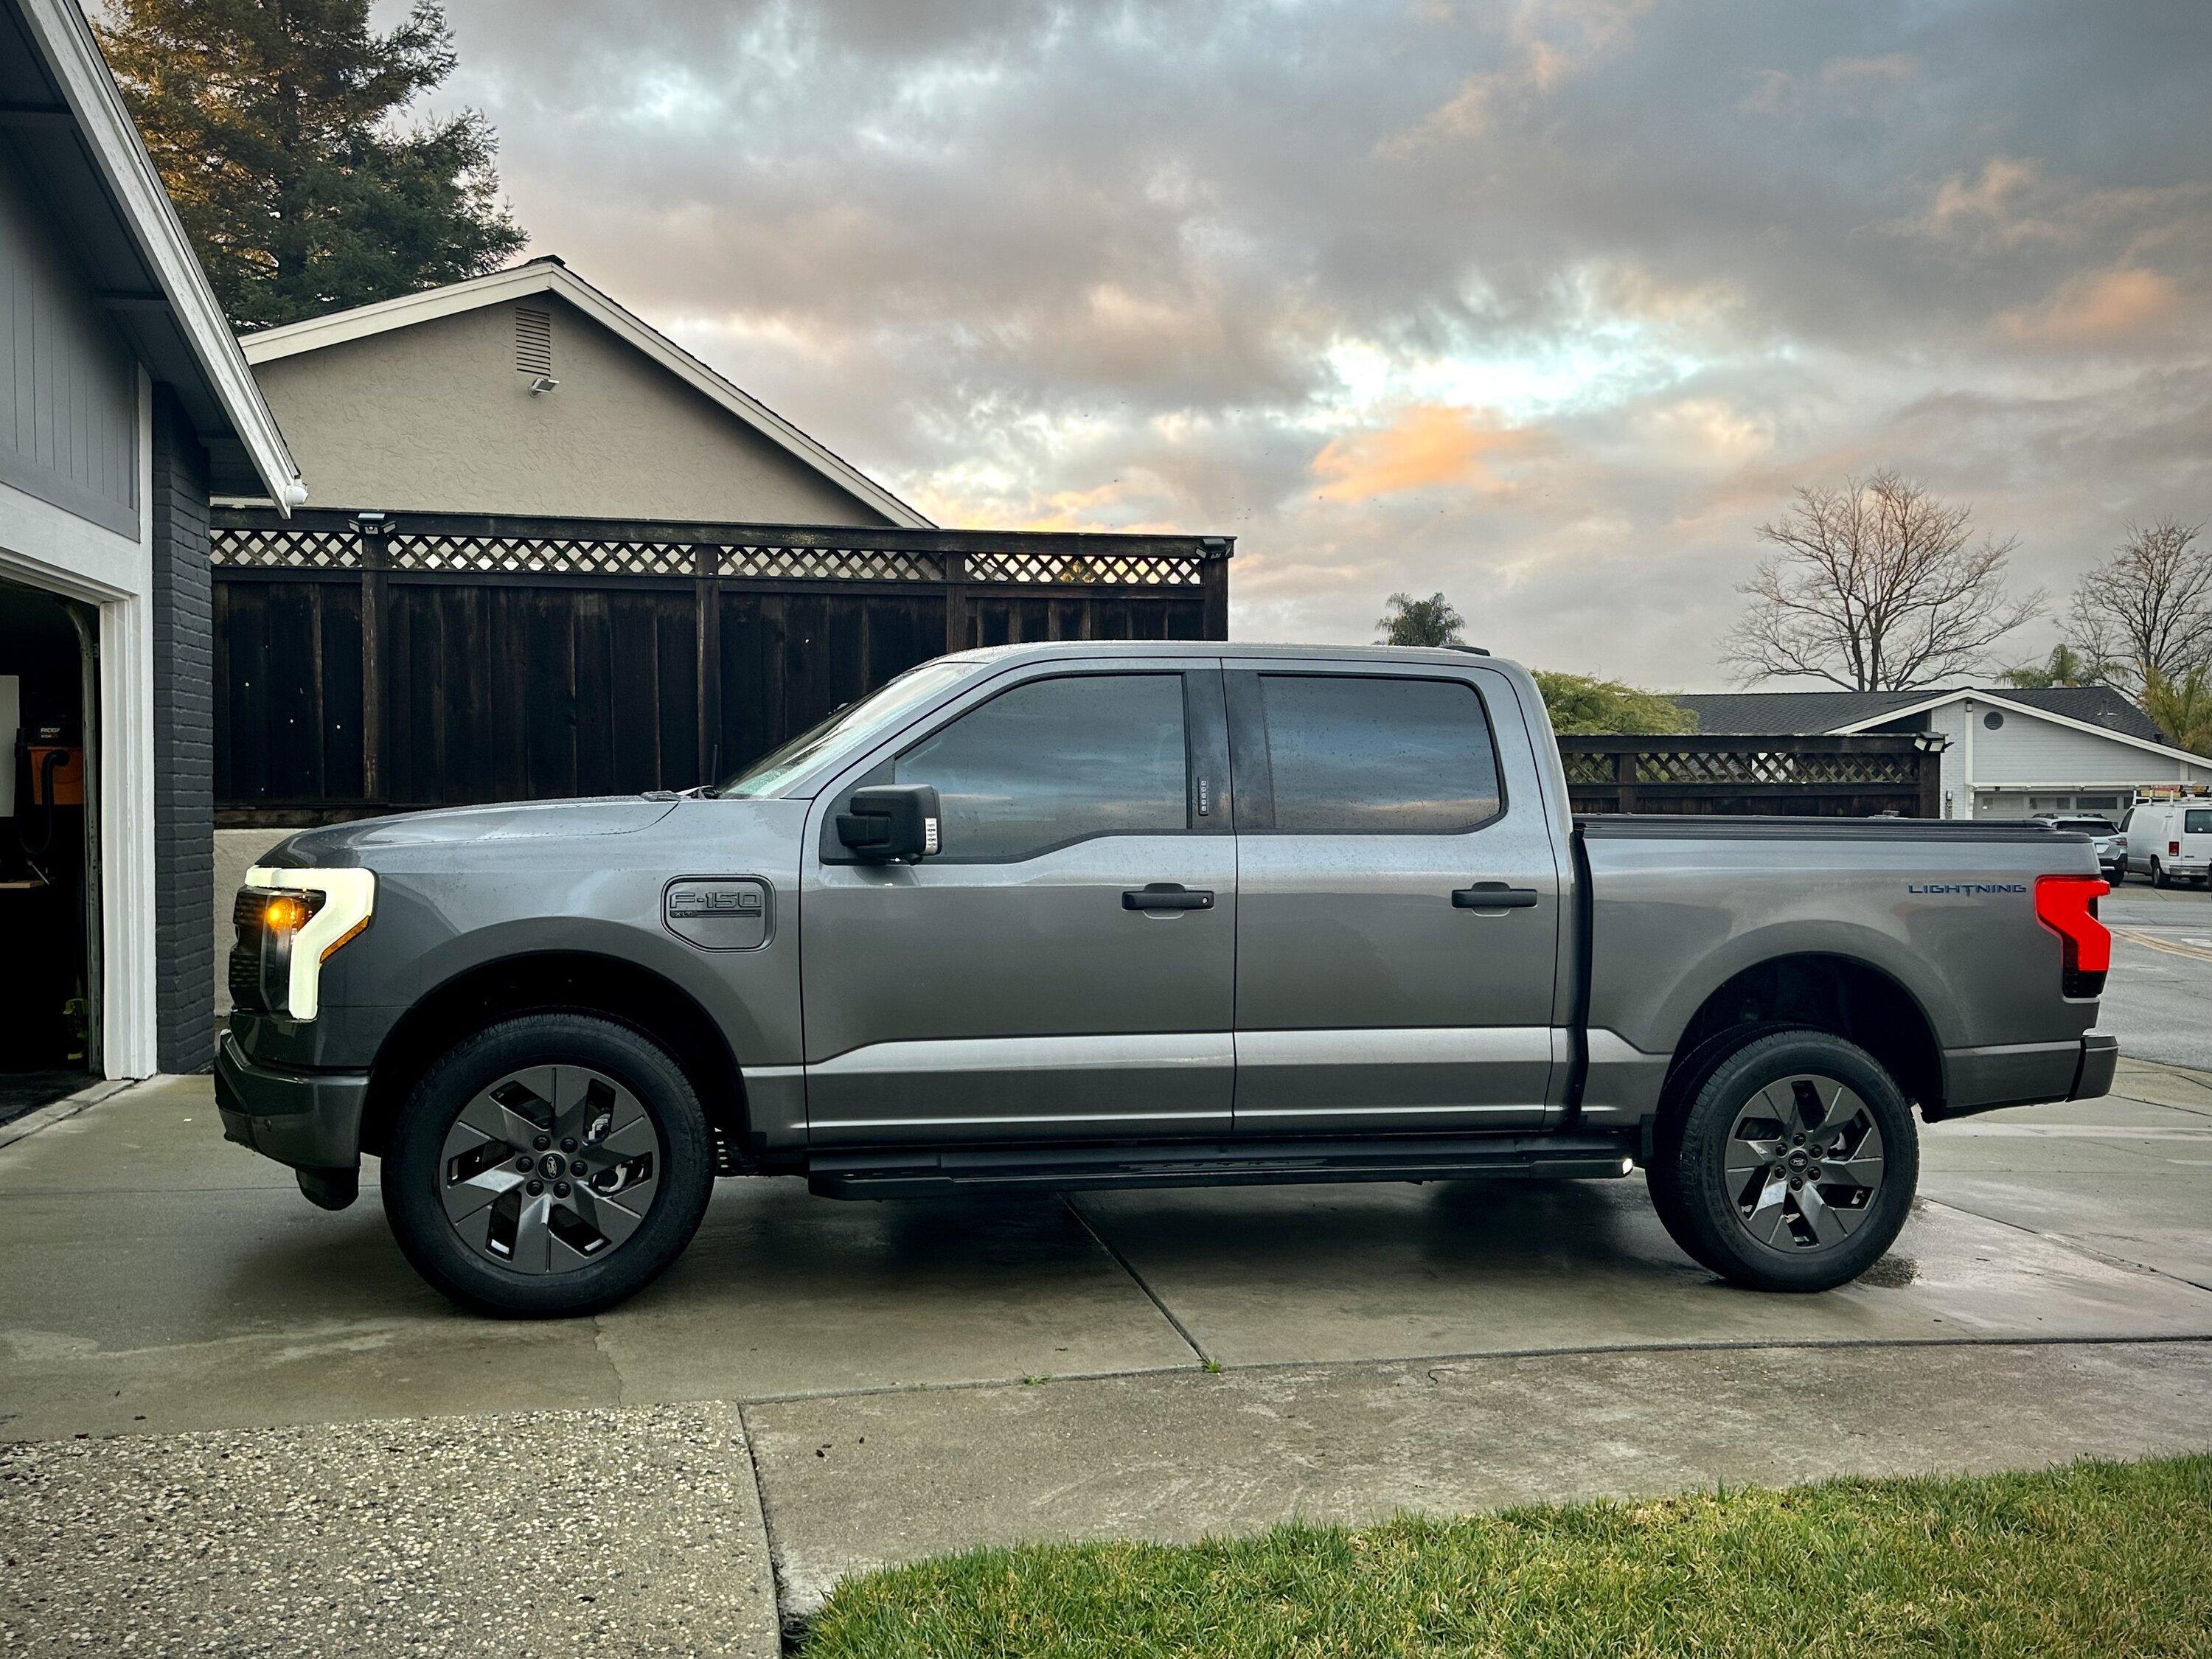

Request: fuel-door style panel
left=664, top=876, right=773, bottom=950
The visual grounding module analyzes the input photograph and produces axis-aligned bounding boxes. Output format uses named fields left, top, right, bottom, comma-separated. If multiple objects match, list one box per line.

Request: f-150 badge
left=664, top=877, right=772, bottom=950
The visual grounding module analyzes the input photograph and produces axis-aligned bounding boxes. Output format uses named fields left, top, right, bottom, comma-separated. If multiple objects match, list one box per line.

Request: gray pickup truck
left=216, top=642, right=2118, bottom=1316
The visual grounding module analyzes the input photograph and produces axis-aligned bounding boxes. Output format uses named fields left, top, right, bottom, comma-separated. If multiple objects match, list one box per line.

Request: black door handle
left=1453, top=883, right=1539, bottom=910
left=1124, top=883, right=1214, bottom=912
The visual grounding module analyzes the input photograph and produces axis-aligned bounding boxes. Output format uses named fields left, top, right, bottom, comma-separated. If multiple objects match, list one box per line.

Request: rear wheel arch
left=361, top=952, right=749, bottom=1169
left=1660, top=953, right=1944, bottom=1119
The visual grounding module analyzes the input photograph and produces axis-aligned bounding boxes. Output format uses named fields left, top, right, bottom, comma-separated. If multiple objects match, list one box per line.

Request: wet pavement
left=3, top=1054, right=2209, bottom=1645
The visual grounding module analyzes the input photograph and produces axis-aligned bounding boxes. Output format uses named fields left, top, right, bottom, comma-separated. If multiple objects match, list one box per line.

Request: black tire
left=1646, top=1028, right=1918, bottom=1292
left=382, top=1013, right=716, bottom=1317
left=2152, top=859, right=2170, bottom=889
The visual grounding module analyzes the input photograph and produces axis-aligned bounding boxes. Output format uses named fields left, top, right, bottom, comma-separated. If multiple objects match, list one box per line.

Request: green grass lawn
left=801, top=1454, right=2212, bottom=1658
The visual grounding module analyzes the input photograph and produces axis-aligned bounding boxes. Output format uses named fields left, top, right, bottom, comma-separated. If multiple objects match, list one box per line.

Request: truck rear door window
left=894, top=672, right=1189, bottom=860
left=2187, top=809, right=2212, bottom=835
left=1254, top=674, right=1501, bottom=834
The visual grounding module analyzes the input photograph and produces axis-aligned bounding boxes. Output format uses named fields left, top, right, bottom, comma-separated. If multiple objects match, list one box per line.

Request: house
left=233, top=256, right=929, bottom=527
left=1674, top=686, right=2212, bottom=820
left=0, top=0, right=301, bottom=1093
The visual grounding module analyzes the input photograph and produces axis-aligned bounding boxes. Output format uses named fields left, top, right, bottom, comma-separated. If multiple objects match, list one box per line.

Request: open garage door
left=0, top=574, right=98, bottom=1121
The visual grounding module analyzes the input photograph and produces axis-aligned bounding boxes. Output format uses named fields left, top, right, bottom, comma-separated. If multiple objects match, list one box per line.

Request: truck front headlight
left=236, top=867, right=375, bottom=1020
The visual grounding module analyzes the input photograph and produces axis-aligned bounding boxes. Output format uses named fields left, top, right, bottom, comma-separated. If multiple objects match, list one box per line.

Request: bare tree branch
left=2066, top=518, right=2212, bottom=698
left=1725, top=470, right=2044, bottom=689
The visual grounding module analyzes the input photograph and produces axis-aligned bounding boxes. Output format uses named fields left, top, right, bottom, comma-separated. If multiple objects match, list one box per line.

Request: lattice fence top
left=1562, top=746, right=1921, bottom=786
left=968, top=549, right=1204, bottom=586
left=716, top=545, right=942, bottom=582
left=386, top=532, right=698, bottom=576
left=211, top=524, right=361, bottom=569
left=211, top=524, right=1217, bottom=587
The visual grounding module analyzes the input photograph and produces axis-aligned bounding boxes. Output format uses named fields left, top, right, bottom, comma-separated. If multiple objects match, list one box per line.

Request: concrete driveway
left=4, top=1016, right=2212, bottom=1649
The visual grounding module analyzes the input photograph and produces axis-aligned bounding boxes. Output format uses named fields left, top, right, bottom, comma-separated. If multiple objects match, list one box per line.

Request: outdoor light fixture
left=529, top=375, right=560, bottom=395
left=1913, top=731, right=1950, bottom=753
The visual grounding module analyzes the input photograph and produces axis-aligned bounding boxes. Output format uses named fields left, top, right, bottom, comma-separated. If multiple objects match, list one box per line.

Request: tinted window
left=1256, top=675, right=1501, bottom=833
left=894, top=673, right=1189, bottom=860
left=2056, top=817, right=2117, bottom=835
left=2188, top=810, right=2212, bottom=835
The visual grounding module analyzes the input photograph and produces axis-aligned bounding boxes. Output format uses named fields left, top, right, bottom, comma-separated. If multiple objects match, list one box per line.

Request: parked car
left=2032, top=814, right=2124, bottom=883
left=2116, top=800, right=2212, bottom=888
left=215, top=643, right=2117, bottom=1316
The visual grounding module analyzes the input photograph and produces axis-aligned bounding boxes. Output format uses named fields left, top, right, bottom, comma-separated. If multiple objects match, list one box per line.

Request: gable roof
left=237, top=256, right=930, bottom=529
left=1672, top=689, right=1929, bottom=737
left=1675, top=685, right=2163, bottom=742
left=1674, top=685, right=2211, bottom=768
left=2, top=0, right=301, bottom=504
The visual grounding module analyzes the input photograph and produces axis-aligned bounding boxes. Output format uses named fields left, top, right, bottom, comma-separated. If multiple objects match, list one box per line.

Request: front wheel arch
left=361, top=952, right=748, bottom=1169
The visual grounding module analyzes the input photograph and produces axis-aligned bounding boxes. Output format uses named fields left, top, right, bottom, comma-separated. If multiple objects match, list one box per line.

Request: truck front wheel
left=381, top=1012, right=717, bottom=1317
left=1646, top=1029, right=1918, bottom=1293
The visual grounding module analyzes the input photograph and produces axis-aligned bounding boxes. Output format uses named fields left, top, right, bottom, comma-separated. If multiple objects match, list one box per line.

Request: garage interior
left=0, top=574, right=94, bottom=1119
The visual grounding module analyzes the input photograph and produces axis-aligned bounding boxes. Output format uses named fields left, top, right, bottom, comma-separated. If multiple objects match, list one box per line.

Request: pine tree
left=98, top=0, right=527, bottom=332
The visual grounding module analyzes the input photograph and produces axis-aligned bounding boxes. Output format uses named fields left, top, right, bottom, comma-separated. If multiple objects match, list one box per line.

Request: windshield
left=715, top=659, right=974, bottom=798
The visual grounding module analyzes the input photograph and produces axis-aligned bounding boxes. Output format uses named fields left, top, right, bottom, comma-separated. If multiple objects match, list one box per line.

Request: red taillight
left=2034, top=874, right=2110, bottom=998
left=2170, top=840, right=2182, bottom=856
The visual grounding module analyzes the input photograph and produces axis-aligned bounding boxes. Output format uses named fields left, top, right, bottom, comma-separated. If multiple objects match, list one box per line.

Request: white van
left=2118, top=800, right=2212, bottom=888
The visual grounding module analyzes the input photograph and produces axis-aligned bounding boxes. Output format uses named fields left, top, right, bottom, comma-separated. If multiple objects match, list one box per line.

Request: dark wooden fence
left=213, top=508, right=1231, bottom=825
left=1559, top=734, right=1941, bottom=818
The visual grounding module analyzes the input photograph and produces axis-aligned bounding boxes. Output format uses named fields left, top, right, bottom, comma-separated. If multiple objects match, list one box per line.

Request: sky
left=407, top=0, right=2211, bottom=689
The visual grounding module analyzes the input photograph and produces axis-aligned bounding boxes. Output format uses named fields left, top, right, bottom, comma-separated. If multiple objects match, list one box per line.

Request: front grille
left=230, top=891, right=271, bottom=1012
left=228, top=945, right=265, bottom=1012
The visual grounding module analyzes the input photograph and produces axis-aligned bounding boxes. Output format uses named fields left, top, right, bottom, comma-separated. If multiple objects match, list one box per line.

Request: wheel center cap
left=538, top=1153, right=566, bottom=1180
left=1787, top=1151, right=1808, bottom=1169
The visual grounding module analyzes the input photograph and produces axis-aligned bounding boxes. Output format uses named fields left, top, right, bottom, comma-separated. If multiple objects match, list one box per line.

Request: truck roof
left=944, top=640, right=1505, bottom=667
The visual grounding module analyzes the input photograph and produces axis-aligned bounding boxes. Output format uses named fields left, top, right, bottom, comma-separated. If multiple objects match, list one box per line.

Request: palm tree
left=2142, top=667, right=2212, bottom=756
left=1996, top=643, right=2114, bottom=689
left=1376, top=591, right=1466, bottom=647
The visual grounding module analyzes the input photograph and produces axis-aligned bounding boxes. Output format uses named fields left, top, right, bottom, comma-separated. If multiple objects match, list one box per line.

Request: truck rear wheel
left=1646, top=1029, right=1917, bottom=1293
left=381, top=1013, right=716, bottom=1317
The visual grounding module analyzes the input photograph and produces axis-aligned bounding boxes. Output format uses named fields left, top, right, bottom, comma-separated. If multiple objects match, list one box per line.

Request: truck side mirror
left=835, top=783, right=941, bottom=863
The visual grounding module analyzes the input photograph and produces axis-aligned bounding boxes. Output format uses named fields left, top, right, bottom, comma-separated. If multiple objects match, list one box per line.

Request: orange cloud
left=1310, top=405, right=1536, bottom=503
left=2002, top=266, right=2181, bottom=343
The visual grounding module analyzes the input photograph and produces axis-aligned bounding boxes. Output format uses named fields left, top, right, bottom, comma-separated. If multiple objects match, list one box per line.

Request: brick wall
left=149, top=386, right=215, bottom=1071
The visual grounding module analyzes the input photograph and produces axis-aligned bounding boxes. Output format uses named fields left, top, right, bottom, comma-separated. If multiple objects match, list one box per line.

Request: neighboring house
left=0, top=0, right=300, bottom=1084
left=1674, top=686, right=2212, bottom=820
left=234, top=256, right=928, bottom=527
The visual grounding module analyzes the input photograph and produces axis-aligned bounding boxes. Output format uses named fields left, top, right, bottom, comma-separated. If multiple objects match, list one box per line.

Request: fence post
left=943, top=550, right=970, bottom=653
left=1200, top=544, right=1229, bottom=639
left=356, top=513, right=388, bottom=803
left=695, top=542, right=721, bottom=786
left=1615, top=748, right=1638, bottom=814
left=1916, top=744, right=1944, bottom=819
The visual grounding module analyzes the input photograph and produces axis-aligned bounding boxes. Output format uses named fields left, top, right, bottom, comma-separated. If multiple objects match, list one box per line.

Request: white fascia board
left=1829, top=688, right=2212, bottom=769
left=243, top=262, right=933, bottom=529
left=16, top=0, right=304, bottom=512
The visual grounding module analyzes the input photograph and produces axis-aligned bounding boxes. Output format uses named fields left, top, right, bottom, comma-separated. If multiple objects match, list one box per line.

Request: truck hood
left=263, top=796, right=683, bottom=867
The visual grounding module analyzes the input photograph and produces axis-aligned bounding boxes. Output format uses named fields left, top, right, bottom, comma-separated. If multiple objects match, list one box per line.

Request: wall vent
left=514, top=306, right=553, bottom=377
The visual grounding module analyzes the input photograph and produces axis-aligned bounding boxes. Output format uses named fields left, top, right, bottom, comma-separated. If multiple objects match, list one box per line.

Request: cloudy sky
left=415, top=0, right=2210, bottom=689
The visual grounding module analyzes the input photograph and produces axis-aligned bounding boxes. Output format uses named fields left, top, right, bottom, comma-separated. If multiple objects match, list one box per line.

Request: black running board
left=806, top=1133, right=1635, bottom=1200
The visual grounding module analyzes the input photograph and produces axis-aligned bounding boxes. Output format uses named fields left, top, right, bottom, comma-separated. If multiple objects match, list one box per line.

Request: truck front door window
left=893, top=672, right=1189, bottom=861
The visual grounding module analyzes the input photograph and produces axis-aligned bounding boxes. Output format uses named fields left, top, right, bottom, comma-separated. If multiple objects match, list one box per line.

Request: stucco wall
left=248, top=296, right=894, bottom=525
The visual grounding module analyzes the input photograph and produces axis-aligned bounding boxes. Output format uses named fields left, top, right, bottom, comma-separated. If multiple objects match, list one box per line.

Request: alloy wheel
left=437, top=1065, right=662, bottom=1274
left=1722, top=1074, right=1885, bottom=1253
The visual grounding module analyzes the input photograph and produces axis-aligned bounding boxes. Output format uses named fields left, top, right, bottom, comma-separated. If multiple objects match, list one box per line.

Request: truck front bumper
left=214, top=1029, right=369, bottom=1208
left=1927, top=1032, right=2118, bottom=1122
